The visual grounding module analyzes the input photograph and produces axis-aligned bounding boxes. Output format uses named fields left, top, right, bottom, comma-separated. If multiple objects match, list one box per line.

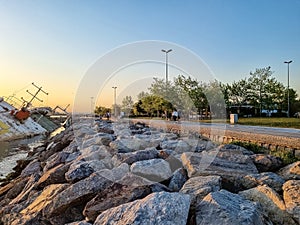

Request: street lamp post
left=90, top=96, right=94, bottom=116
left=161, top=49, right=172, bottom=83
left=284, top=60, right=292, bottom=117
left=112, top=86, right=117, bottom=117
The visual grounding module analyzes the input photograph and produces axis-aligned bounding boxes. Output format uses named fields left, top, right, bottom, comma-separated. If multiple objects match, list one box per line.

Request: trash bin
left=230, top=114, right=238, bottom=124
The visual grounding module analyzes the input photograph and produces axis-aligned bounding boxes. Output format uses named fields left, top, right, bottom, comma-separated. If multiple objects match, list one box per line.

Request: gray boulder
left=94, top=192, right=190, bottom=225
left=80, top=145, right=112, bottom=159
left=7, top=184, right=69, bottom=225
left=37, top=163, right=70, bottom=189
left=20, top=159, right=41, bottom=178
left=160, top=140, right=191, bottom=154
left=65, top=161, right=96, bottom=183
left=283, top=180, right=300, bottom=223
left=110, top=138, right=156, bottom=153
left=43, top=150, right=72, bottom=172
left=250, top=154, right=283, bottom=172
left=180, top=175, right=221, bottom=211
left=81, top=134, right=114, bottom=148
left=240, top=185, right=297, bottom=225
left=196, top=189, right=266, bottom=225
left=181, top=144, right=258, bottom=191
left=0, top=177, right=30, bottom=200
left=168, top=168, right=188, bottom=191
left=117, top=173, right=171, bottom=193
left=130, top=158, right=172, bottom=182
left=9, top=174, right=40, bottom=205
left=83, top=182, right=152, bottom=222
left=112, top=147, right=158, bottom=166
left=43, top=164, right=128, bottom=218
left=241, top=172, right=285, bottom=192
left=278, top=161, right=300, bottom=180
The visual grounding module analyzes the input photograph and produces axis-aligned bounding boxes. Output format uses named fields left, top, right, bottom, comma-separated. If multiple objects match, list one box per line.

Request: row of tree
left=222, top=67, right=298, bottom=116
left=95, top=66, right=299, bottom=118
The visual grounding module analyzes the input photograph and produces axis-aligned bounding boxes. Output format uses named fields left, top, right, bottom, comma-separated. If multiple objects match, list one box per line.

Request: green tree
left=137, top=91, right=149, bottom=100
left=132, top=100, right=145, bottom=116
left=204, top=80, right=227, bottom=118
left=94, top=106, right=110, bottom=116
left=174, top=75, right=207, bottom=116
left=139, top=95, right=174, bottom=117
left=227, top=79, right=249, bottom=106
left=245, top=66, right=289, bottom=115
left=148, top=77, right=184, bottom=114
left=121, top=96, right=134, bottom=115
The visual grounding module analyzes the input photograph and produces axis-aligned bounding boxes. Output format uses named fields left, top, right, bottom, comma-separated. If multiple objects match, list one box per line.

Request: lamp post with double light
left=161, top=49, right=172, bottom=83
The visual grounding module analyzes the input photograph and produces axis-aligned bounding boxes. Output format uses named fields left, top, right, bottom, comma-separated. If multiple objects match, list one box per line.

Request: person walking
left=172, top=110, right=178, bottom=121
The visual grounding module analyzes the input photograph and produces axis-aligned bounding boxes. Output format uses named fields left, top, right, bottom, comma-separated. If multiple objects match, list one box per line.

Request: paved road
left=185, top=121, right=300, bottom=138
left=135, top=119, right=300, bottom=139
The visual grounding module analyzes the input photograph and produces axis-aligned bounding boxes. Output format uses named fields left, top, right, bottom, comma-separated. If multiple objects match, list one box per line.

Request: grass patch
left=237, top=117, right=300, bottom=129
left=230, top=141, right=267, bottom=154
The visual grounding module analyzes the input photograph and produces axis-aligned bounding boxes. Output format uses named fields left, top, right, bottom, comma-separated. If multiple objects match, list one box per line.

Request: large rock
left=250, top=154, right=283, bottom=172
left=168, top=168, right=188, bottom=191
left=43, top=150, right=73, bottom=172
left=112, top=147, right=158, bottom=166
left=240, top=185, right=296, bottom=225
left=181, top=144, right=258, bottom=191
left=79, top=145, right=112, bottom=160
left=181, top=138, right=216, bottom=152
left=65, top=161, right=96, bottom=183
left=20, top=159, right=41, bottom=178
left=65, top=160, right=106, bottom=183
left=117, top=173, right=171, bottom=193
left=158, top=150, right=183, bottom=172
left=9, top=174, right=40, bottom=205
left=81, top=134, right=115, bottom=148
left=39, top=140, right=73, bottom=162
left=43, top=164, right=128, bottom=218
left=278, top=161, right=300, bottom=180
left=130, top=158, right=172, bottom=182
left=160, top=140, right=191, bottom=154
left=10, top=184, right=69, bottom=225
left=83, top=182, right=152, bottom=222
left=180, top=175, right=221, bottom=210
left=241, top=172, right=285, bottom=193
left=37, top=163, right=70, bottom=189
left=196, top=189, right=267, bottom=225
left=0, top=177, right=30, bottom=200
left=109, top=138, right=155, bottom=153
left=94, top=192, right=190, bottom=225
left=283, top=180, right=300, bottom=223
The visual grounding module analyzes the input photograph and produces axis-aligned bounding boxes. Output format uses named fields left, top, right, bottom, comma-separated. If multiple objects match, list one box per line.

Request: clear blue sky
left=1, top=0, right=299, bottom=110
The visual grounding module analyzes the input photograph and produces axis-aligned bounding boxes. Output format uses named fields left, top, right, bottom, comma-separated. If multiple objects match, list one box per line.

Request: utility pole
left=90, top=97, right=94, bottom=116
left=112, top=86, right=117, bottom=117
left=284, top=60, right=292, bottom=117
left=24, top=82, right=48, bottom=108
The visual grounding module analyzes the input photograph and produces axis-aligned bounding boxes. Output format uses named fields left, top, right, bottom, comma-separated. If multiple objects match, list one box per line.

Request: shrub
left=270, top=150, right=299, bottom=165
left=230, top=141, right=266, bottom=154
left=231, top=140, right=299, bottom=165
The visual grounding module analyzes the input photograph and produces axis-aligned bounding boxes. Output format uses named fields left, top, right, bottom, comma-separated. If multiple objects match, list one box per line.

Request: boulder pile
left=0, top=119, right=299, bottom=225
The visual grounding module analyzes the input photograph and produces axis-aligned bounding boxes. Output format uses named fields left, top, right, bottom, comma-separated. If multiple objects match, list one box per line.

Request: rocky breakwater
left=0, top=119, right=300, bottom=225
